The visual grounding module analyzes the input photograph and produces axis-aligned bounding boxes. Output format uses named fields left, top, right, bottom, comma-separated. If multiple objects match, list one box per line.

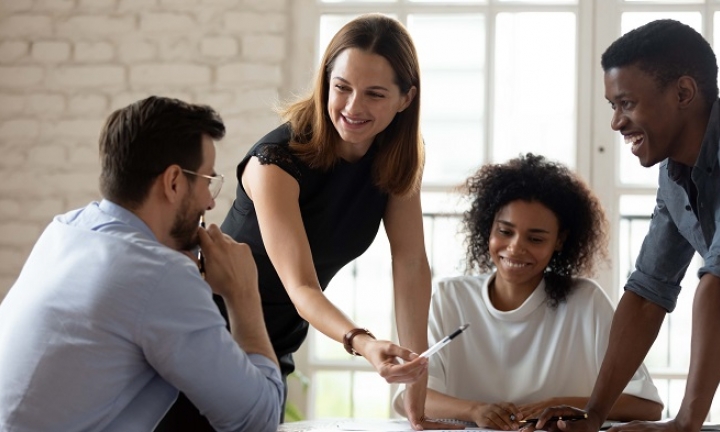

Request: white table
left=278, top=418, right=481, bottom=432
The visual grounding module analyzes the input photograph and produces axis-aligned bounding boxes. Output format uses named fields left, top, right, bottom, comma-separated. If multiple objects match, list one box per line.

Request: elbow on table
left=644, top=400, right=663, bottom=421
left=214, top=381, right=283, bottom=432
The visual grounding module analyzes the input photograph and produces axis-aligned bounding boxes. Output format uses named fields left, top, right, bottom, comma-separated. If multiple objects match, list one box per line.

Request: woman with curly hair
left=393, top=154, right=663, bottom=429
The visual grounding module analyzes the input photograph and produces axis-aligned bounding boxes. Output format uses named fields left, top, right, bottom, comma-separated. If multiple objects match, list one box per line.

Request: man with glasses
left=531, top=19, right=720, bottom=432
left=0, top=96, right=283, bottom=432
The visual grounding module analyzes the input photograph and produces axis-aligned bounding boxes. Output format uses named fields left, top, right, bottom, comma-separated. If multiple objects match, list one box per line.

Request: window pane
left=493, top=12, right=576, bottom=167
left=624, top=0, right=701, bottom=3
left=313, top=371, right=352, bottom=418
left=617, top=195, right=655, bottom=290
left=353, top=226, right=393, bottom=340
left=617, top=135, right=659, bottom=185
left=353, top=372, right=391, bottom=418
left=409, top=14, right=485, bottom=186
left=497, top=0, right=575, bottom=3
left=422, top=121, right=484, bottom=185
left=424, top=214, right=466, bottom=279
left=313, top=262, right=360, bottom=361
left=651, top=378, right=686, bottom=419
left=410, top=0, right=485, bottom=3
left=621, top=12, right=702, bottom=34
left=322, top=0, right=396, bottom=2
left=617, top=12, right=702, bottom=185
left=314, top=224, right=393, bottom=362
left=421, top=191, right=467, bottom=279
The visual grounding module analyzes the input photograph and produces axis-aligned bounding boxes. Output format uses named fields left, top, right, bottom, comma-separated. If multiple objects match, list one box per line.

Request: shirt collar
left=98, top=199, right=158, bottom=242
left=667, top=98, right=720, bottom=181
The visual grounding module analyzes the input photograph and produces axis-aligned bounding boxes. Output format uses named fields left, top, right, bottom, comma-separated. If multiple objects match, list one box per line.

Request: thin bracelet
left=342, top=328, right=375, bottom=356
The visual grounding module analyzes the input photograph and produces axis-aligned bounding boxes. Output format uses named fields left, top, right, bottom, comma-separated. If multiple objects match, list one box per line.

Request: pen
left=519, top=413, right=588, bottom=424
left=198, top=215, right=206, bottom=278
left=419, top=323, right=470, bottom=358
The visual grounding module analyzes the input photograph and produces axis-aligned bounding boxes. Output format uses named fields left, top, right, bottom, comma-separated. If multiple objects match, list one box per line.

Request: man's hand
left=197, top=224, right=278, bottom=365
left=521, top=405, right=598, bottom=432
left=197, top=224, right=257, bottom=300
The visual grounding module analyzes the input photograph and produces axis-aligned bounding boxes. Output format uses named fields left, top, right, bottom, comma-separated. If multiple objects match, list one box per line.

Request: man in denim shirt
left=530, top=20, right=720, bottom=432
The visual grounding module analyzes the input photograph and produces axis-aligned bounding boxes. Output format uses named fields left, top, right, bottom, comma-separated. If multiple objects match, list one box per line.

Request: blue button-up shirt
left=626, top=100, right=720, bottom=312
left=0, top=200, right=283, bottom=432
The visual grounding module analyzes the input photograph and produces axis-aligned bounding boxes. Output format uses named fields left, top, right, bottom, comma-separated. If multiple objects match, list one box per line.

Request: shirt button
left=686, top=205, right=692, bottom=211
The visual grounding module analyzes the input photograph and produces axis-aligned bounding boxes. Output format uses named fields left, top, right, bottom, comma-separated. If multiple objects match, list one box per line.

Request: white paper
left=336, top=418, right=489, bottom=431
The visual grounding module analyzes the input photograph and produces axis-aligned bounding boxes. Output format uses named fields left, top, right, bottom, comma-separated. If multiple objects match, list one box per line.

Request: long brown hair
left=281, top=14, right=423, bottom=196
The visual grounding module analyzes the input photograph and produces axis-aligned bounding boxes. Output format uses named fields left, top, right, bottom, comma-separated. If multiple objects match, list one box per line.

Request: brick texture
left=0, top=1, right=289, bottom=300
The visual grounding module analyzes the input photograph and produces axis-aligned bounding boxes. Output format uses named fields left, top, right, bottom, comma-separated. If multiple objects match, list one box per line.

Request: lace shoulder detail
left=252, top=143, right=302, bottom=181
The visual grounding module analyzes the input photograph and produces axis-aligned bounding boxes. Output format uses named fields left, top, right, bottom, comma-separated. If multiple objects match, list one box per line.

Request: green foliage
left=284, top=370, right=310, bottom=422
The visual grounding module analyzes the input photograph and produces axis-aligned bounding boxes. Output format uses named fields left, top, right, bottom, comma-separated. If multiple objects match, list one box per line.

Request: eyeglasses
left=181, top=169, right=224, bottom=199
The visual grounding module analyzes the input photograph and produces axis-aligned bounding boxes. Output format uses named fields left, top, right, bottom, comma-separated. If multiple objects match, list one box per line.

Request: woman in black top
left=158, top=13, right=449, bottom=432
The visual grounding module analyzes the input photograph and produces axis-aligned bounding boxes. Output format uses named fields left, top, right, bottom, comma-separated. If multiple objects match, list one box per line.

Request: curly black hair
left=463, top=153, right=609, bottom=307
left=601, top=19, right=718, bottom=113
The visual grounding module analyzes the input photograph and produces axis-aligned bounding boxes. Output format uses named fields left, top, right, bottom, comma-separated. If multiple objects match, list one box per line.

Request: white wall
left=0, top=0, right=295, bottom=300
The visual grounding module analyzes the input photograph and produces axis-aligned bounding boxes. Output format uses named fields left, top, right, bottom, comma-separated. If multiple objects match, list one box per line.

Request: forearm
left=606, top=394, right=663, bottom=421
left=224, top=289, right=279, bottom=367
left=393, top=257, right=431, bottom=353
left=288, top=284, right=359, bottom=344
left=587, top=291, right=665, bottom=421
left=520, top=393, right=662, bottom=421
left=675, top=274, right=720, bottom=432
left=425, top=388, right=480, bottom=422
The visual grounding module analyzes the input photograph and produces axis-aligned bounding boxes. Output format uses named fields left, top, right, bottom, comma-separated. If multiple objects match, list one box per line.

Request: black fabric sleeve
left=251, top=142, right=302, bottom=181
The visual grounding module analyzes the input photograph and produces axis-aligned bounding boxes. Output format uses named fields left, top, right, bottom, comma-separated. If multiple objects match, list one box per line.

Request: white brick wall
left=0, top=0, right=290, bottom=300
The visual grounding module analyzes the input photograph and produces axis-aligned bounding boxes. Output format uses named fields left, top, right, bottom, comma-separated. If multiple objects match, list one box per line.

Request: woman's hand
left=517, top=398, right=559, bottom=420
left=470, top=402, right=522, bottom=430
left=360, top=339, right=428, bottom=384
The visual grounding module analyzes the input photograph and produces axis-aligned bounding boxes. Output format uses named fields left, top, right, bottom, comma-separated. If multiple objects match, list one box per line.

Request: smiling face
left=327, top=48, right=415, bottom=161
left=489, top=200, right=563, bottom=294
left=604, top=65, right=687, bottom=168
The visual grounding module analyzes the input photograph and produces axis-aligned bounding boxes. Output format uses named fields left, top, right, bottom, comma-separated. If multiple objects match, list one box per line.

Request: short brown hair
left=99, top=96, right=225, bottom=208
left=281, top=14, right=423, bottom=196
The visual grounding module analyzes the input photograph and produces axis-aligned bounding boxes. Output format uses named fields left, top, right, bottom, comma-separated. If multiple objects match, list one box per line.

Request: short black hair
left=99, top=96, right=225, bottom=209
left=601, top=19, right=718, bottom=111
left=463, top=153, right=608, bottom=307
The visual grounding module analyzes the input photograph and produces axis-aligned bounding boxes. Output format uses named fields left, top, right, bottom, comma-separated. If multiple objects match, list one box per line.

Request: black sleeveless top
left=221, top=123, right=389, bottom=366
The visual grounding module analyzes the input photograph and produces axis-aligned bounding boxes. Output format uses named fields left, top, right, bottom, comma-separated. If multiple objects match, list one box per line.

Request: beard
left=170, top=193, right=203, bottom=252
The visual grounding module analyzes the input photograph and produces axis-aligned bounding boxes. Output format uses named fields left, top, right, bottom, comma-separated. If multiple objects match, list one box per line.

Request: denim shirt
left=626, top=100, right=720, bottom=312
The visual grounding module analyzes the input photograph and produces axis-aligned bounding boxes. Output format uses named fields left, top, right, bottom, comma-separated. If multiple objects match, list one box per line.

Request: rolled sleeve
left=625, top=194, right=695, bottom=312
left=699, top=256, right=720, bottom=280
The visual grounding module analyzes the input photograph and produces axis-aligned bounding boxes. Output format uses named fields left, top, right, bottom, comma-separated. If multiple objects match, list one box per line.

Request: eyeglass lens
left=209, top=176, right=223, bottom=198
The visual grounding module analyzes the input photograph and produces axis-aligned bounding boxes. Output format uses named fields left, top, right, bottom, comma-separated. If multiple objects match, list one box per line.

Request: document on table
left=335, top=419, right=487, bottom=431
